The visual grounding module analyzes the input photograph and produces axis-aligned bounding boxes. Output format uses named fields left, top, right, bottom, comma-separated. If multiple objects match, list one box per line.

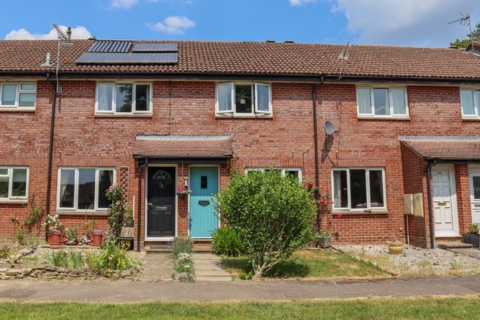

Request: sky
left=2, top=0, right=480, bottom=47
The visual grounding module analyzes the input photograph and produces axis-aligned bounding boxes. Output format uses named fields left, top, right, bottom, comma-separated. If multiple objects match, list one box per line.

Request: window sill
left=56, top=211, right=109, bottom=216
left=215, top=114, right=273, bottom=119
left=357, top=116, right=410, bottom=121
left=462, top=118, right=480, bottom=121
left=332, top=210, right=389, bottom=215
left=94, top=113, right=153, bottom=118
left=0, top=200, right=28, bottom=204
left=0, top=108, right=35, bottom=112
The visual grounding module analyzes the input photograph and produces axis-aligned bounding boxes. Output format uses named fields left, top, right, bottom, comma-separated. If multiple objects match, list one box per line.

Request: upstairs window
left=0, top=83, right=36, bottom=109
left=96, top=83, right=152, bottom=115
left=0, top=167, right=29, bottom=200
left=216, top=82, right=272, bottom=116
left=356, top=87, right=408, bottom=118
left=460, top=89, right=480, bottom=119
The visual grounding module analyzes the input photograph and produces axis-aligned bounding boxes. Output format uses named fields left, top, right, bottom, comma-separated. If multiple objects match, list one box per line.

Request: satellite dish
left=324, top=121, right=338, bottom=135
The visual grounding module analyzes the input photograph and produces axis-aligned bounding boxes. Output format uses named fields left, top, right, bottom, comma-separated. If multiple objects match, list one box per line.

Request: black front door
left=147, top=167, right=176, bottom=237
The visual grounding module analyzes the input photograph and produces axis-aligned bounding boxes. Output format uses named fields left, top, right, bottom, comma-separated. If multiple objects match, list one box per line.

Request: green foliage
left=214, top=167, right=317, bottom=279
left=66, top=225, right=78, bottom=240
left=0, top=246, right=11, bottom=259
left=21, top=194, right=44, bottom=232
left=105, top=185, right=124, bottom=239
left=172, top=236, right=193, bottom=255
left=85, top=246, right=141, bottom=272
left=450, top=22, right=480, bottom=48
left=468, top=223, right=479, bottom=234
left=212, top=226, right=245, bottom=256
left=100, top=229, right=117, bottom=250
left=67, top=251, right=84, bottom=269
left=13, top=227, right=28, bottom=245
left=320, top=229, right=331, bottom=239
left=82, top=220, right=97, bottom=238
left=42, top=250, right=68, bottom=268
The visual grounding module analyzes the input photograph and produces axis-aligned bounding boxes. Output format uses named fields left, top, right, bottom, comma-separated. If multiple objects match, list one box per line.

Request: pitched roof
left=1, top=39, right=480, bottom=79
left=133, top=136, right=233, bottom=159
left=402, top=140, right=480, bottom=160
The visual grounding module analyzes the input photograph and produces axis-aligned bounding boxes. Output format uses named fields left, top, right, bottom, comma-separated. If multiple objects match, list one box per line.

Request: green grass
left=0, top=296, right=479, bottom=319
left=222, top=250, right=389, bottom=279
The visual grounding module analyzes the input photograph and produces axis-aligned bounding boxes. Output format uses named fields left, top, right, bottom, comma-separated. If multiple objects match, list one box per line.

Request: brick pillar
left=455, top=164, right=471, bottom=235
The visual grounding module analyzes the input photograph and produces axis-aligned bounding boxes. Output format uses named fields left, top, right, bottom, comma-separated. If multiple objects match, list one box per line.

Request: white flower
left=65, top=228, right=68, bottom=231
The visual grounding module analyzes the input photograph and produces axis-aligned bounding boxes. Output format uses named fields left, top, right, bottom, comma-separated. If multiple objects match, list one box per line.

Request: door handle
left=198, top=200, right=210, bottom=205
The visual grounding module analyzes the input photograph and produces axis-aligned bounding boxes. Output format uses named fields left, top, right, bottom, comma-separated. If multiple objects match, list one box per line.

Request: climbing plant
left=105, top=184, right=125, bottom=239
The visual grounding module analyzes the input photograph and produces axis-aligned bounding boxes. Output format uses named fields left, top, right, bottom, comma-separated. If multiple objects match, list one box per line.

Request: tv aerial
left=338, top=41, right=350, bottom=80
left=448, top=12, right=474, bottom=49
left=324, top=121, right=339, bottom=136
left=51, top=24, right=73, bottom=94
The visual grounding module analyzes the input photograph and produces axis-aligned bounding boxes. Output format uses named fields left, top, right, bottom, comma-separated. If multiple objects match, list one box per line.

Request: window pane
left=0, top=169, right=7, bottom=175
left=461, top=90, right=475, bottom=115
left=59, top=170, right=75, bottom=208
left=2, top=84, right=16, bottom=105
left=392, top=89, right=406, bottom=115
left=98, top=170, right=114, bottom=209
left=473, top=176, right=480, bottom=200
left=0, top=178, right=9, bottom=198
left=21, top=84, right=35, bottom=90
left=12, top=169, right=27, bottom=197
left=116, top=84, right=132, bottom=113
left=350, top=169, right=367, bottom=208
left=286, top=170, right=299, bottom=179
left=235, top=85, right=252, bottom=113
left=98, top=84, right=113, bottom=111
left=369, top=170, right=384, bottom=207
left=333, top=171, right=348, bottom=208
left=135, top=85, right=150, bottom=111
left=218, top=84, right=232, bottom=112
left=357, top=88, right=372, bottom=114
left=476, top=91, right=480, bottom=116
left=78, top=169, right=95, bottom=210
left=373, top=88, right=390, bottom=115
left=19, top=93, right=36, bottom=107
left=256, top=84, right=270, bottom=112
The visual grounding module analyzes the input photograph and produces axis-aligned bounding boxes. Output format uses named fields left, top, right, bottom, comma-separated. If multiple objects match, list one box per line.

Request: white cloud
left=328, top=0, right=480, bottom=47
left=290, top=0, right=317, bottom=6
left=5, top=25, right=91, bottom=40
left=111, top=0, right=138, bottom=9
left=148, top=16, right=195, bottom=34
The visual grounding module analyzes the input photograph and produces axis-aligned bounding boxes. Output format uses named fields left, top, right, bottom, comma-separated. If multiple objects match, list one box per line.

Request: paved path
left=136, top=254, right=175, bottom=282
left=193, top=254, right=231, bottom=281
left=1, top=275, right=480, bottom=302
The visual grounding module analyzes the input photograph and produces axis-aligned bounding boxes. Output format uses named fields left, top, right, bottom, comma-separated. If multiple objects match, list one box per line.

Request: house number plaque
left=437, top=202, right=447, bottom=206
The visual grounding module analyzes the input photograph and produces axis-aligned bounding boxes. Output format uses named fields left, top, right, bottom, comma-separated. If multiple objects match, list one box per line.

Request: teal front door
left=190, top=167, right=218, bottom=238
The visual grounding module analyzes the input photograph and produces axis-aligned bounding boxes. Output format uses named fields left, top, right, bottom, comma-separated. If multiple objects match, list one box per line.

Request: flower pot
left=470, top=234, right=480, bottom=248
left=47, top=234, right=52, bottom=244
left=177, top=193, right=188, bottom=199
left=50, top=233, right=61, bottom=245
left=387, top=242, right=404, bottom=255
left=92, top=234, right=103, bottom=246
left=317, top=236, right=331, bottom=248
left=125, top=220, right=134, bottom=228
left=463, top=233, right=472, bottom=244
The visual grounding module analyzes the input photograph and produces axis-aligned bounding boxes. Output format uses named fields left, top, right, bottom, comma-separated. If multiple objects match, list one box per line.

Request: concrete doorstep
left=193, top=254, right=232, bottom=282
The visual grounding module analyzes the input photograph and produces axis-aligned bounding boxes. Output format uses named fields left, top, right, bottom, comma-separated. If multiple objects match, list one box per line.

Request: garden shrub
left=212, top=226, right=245, bottom=256
left=172, top=236, right=193, bottom=255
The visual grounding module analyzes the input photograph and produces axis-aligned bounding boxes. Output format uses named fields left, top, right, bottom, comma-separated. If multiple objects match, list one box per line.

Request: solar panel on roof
left=152, top=53, right=178, bottom=63
left=76, top=52, right=107, bottom=63
left=132, top=43, right=158, bottom=52
left=155, top=43, right=178, bottom=52
left=127, top=53, right=154, bottom=63
left=88, top=40, right=132, bottom=53
left=102, top=53, right=130, bottom=63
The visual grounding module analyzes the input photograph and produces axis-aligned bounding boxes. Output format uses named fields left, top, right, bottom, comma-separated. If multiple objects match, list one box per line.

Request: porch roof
left=133, top=135, right=233, bottom=159
left=401, top=139, right=480, bottom=160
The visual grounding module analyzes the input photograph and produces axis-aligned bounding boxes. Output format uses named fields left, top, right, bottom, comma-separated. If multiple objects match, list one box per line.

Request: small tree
left=214, top=168, right=317, bottom=279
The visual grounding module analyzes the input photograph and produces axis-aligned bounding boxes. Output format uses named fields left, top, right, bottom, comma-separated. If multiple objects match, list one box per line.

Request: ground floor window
left=0, top=167, right=28, bottom=200
left=332, top=168, right=386, bottom=211
left=245, top=168, right=302, bottom=181
left=57, top=167, right=115, bottom=211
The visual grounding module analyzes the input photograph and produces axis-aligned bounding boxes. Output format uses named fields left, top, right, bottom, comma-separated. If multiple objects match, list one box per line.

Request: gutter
left=426, top=160, right=437, bottom=249
left=45, top=73, right=57, bottom=242
left=313, top=76, right=324, bottom=235
left=137, top=159, right=148, bottom=252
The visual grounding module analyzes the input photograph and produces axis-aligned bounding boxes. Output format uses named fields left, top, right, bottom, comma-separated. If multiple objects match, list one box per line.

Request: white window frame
left=0, top=167, right=29, bottom=200
left=245, top=167, right=302, bottom=182
left=0, top=82, right=37, bottom=110
left=95, top=82, right=153, bottom=115
left=215, top=82, right=273, bottom=117
left=356, top=86, right=409, bottom=119
left=459, top=88, right=480, bottom=119
left=331, top=167, right=387, bottom=212
left=56, top=167, right=116, bottom=212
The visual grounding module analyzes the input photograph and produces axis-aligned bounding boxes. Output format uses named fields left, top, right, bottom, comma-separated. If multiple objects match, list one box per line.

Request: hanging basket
left=177, top=193, right=189, bottom=199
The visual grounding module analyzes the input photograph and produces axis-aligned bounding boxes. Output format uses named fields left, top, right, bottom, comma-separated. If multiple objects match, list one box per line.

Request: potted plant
left=64, top=225, right=78, bottom=245
left=51, top=229, right=62, bottom=245
left=177, top=187, right=192, bottom=199
left=387, top=239, right=404, bottom=255
left=44, top=214, right=64, bottom=245
left=318, top=229, right=331, bottom=248
left=124, top=212, right=134, bottom=227
left=469, top=223, right=480, bottom=248
left=92, top=229, right=105, bottom=246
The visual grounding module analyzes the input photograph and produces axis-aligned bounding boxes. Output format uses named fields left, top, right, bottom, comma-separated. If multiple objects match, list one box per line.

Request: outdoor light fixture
left=184, top=177, right=188, bottom=187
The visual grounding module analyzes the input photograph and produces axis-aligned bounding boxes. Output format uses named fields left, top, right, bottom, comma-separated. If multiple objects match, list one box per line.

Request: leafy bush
left=214, top=167, right=317, bottom=279
left=85, top=246, right=141, bottom=272
left=212, top=226, right=245, bottom=256
left=0, top=246, right=11, bottom=259
left=42, top=250, right=68, bottom=268
left=172, top=236, right=193, bottom=255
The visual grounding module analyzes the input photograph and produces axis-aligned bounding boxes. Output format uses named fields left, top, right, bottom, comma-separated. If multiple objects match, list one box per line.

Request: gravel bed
left=337, top=244, right=480, bottom=276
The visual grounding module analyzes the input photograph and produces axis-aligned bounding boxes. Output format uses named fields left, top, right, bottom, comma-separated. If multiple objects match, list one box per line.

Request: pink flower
left=114, top=183, right=118, bottom=187
left=320, top=200, right=325, bottom=205
left=326, top=190, right=330, bottom=193
left=178, top=187, right=183, bottom=191
left=321, top=196, right=324, bottom=200
left=337, top=214, right=342, bottom=219
left=116, top=201, right=120, bottom=205
left=109, top=186, right=112, bottom=192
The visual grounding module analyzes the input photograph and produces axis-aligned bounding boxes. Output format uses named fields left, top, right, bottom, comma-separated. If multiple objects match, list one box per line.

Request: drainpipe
left=313, top=76, right=324, bottom=234
left=426, top=160, right=437, bottom=249
left=45, top=73, right=57, bottom=242
left=137, top=159, right=148, bottom=252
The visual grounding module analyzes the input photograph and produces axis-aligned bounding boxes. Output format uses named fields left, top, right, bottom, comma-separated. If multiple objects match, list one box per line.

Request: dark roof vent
left=449, top=46, right=458, bottom=49
left=285, top=40, right=294, bottom=43
left=266, top=40, right=275, bottom=43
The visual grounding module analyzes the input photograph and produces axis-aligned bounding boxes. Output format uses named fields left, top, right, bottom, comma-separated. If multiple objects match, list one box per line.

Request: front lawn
left=221, top=250, right=389, bottom=279
left=1, top=296, right=479, bottom=319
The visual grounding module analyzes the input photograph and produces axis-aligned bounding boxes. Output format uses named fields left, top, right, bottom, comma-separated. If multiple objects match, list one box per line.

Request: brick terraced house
left=1, top=38, right=480, bottom=250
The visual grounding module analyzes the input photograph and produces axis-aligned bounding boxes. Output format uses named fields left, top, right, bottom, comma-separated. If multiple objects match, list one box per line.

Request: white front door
left=432, top=167, right=458, bottom=237
left=470, top=173, right=480, bottom=225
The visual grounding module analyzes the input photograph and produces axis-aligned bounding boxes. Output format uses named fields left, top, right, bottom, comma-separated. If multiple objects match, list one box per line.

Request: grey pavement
left=1, top=275, right=480, bottom=302
left=136, top=254, right=175, bottom=281
left=193, top=254, right=231, bottom=281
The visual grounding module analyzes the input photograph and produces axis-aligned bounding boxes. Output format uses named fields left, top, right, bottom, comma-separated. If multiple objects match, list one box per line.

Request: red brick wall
left=455, top=164, right=471, bottom=235
left=1, top=81, right=480, bottom=249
